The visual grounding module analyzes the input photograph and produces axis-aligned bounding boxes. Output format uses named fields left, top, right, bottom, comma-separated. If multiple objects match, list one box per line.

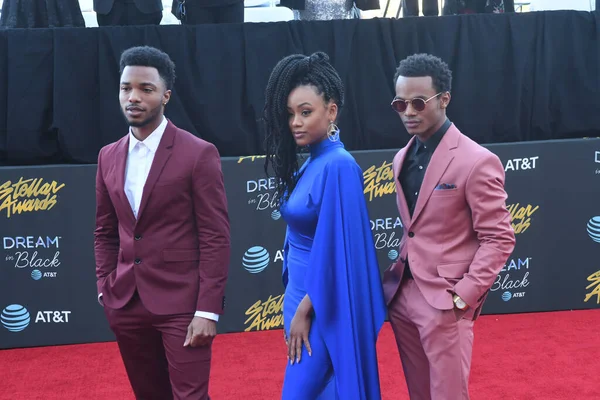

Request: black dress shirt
left=399, top=118, right=451, bottom=278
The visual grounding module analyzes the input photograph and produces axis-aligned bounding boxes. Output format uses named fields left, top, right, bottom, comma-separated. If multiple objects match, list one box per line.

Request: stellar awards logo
left=244, top=294, right=284, bottom=332
left=363, top=160, right=396, bottom=202
left=0, top=177, right=65, bottom=218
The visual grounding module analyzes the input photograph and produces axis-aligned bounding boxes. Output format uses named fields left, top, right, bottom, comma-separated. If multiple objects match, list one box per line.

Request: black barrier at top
left=1, top=138, right=599, bottom=349
left=2, top=11, right=600, bottom=167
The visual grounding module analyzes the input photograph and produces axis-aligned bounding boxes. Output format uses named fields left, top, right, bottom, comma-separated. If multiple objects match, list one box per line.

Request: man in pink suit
left=94, top=46, right=230, bottom=400
left=382, top=53, right=516, bottom=399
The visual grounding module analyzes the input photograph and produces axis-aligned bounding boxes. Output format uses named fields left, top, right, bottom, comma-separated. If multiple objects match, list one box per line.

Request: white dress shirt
left=99, top=117, right=218, bottom=322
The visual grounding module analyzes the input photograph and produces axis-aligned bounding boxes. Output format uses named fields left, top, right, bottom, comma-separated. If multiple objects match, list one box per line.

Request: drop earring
left=327, top=121, right=340, bottom=142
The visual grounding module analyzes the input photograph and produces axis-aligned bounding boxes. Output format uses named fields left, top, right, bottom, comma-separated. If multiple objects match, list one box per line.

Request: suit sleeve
left=93, top=147, right=120, bottom=295
left=453, top=152, right=516, bottom=308
left=191, top=143, right=231, bottom=315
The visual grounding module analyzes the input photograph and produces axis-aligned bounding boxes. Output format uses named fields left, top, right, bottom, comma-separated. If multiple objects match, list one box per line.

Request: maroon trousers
left=104, top=292, right=212, bottom=400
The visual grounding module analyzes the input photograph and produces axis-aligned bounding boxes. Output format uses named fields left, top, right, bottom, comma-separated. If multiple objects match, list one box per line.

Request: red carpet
left=1, top=309, right=598, bottom=399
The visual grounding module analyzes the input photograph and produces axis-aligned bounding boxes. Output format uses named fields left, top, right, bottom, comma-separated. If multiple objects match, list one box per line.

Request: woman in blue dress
left=263, top=51, right=387, bottom=399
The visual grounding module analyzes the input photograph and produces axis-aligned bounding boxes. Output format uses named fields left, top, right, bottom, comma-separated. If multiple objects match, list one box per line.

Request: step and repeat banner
left=1, top=138, right=599, bottom=349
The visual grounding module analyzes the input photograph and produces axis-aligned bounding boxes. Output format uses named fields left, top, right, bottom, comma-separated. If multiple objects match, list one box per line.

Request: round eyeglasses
left=391, top=92, right=442, bottom=113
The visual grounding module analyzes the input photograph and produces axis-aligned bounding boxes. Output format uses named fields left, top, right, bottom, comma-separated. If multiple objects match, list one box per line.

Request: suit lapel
left=394, top=138, right=414, bottom=228
left=411, top=126, right=460, bottom=224
left=136, top=122, right=176, bottom=221
left=115, top=137, right=136, bottom=222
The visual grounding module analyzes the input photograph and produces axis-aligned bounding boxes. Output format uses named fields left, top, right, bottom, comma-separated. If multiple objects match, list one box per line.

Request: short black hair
left=263, top=51, right=345, bottom=204
left=119, top=46, right=176, bottom=90
left=393, top=53, right=452, bottom=93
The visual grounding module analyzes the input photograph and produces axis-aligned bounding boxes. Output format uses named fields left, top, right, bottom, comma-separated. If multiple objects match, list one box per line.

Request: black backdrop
left=1, top=10, right=600, bottom=167
left=1, top=138, right=599, bottom=349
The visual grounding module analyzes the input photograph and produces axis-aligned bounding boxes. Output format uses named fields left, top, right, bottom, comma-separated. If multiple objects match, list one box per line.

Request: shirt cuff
left=194, top=311, right=219, bottom=322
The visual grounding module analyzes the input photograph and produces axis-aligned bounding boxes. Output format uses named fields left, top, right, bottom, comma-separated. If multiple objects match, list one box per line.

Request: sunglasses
left=390, top=92, right=443, bottom=113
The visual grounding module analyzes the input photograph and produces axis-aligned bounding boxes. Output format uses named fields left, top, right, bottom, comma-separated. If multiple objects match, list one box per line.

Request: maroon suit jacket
left=94, top=120, right=230, bottom=316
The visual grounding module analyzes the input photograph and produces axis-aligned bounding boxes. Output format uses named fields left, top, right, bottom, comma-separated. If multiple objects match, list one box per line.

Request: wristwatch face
left=456, top=298, right=466, bottom=309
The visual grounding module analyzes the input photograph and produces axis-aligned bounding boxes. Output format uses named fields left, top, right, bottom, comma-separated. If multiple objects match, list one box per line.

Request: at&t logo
left=242, top=246, right=284, bottom=274
left=501, top=291, right=525, bottom=302
left=1, top=304, right=30, bottom=332
left=504, top=156, right=539, bottom=172
left=34, top=311, right=71, bottom=324
left=0, top=303, right=71, bottom=333
left=243, top=246, right=270, bottom=273
left=586, top=216, right=600, bottom=243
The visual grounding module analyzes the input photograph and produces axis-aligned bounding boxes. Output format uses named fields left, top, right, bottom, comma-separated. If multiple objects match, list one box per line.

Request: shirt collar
left=415, top=118, right=451, bottom=154
left=128, top=116, right=168, bottom=154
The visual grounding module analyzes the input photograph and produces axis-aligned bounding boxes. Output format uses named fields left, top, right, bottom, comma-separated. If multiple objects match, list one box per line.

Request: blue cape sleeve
left=305, top=156, right=387, bottom=400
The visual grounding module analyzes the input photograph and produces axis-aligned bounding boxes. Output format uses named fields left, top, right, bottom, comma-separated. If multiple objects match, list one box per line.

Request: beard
left=127, top=117, right=153, bottom=127
left=121, top=105, right=162, bottom=128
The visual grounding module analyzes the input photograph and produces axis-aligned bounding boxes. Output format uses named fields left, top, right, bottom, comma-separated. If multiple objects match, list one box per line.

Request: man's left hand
left=184, top=317, right=217, bottom=347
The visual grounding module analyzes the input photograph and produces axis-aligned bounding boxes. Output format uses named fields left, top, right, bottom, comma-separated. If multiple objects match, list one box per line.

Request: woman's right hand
left=288, top=309, right=312, bottom=365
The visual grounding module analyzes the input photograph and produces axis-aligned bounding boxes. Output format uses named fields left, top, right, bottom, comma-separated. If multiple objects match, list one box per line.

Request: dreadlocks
left=263, top=51, right=345, bottom=205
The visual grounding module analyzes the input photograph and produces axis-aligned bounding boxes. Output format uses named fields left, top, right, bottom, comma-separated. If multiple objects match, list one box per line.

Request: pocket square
left=435, top=183, right=457, bottom=190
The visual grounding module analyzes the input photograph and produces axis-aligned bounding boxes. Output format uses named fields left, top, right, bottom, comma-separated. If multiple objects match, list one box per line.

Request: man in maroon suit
left=383, top=54, right=516, bottom=399
left=94, top=46, right=230, bottom=400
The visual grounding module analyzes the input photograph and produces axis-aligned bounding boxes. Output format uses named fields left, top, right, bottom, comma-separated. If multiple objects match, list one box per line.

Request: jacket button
left=134, top=235, right=142, bottom=241
left=408, top=232, right=415, bottom=238
left=134, top=259, right=141, bottom=264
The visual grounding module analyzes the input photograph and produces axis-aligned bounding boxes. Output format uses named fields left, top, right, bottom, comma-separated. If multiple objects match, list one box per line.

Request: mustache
left=126, top=105, right=145, bottom=111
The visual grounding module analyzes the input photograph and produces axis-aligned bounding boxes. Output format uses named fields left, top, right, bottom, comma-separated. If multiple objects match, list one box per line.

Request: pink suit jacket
left=94, top=120, right=230, bottom=316
left=382, top=124, right=516, bottom=320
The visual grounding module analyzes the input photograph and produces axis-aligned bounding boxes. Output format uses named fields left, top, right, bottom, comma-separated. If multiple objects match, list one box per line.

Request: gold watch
left=453, top=294, right=468, bottom=310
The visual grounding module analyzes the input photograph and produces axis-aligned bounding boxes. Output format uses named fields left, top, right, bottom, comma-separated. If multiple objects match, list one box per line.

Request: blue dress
left=280, top=138, right=386, bottom=400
